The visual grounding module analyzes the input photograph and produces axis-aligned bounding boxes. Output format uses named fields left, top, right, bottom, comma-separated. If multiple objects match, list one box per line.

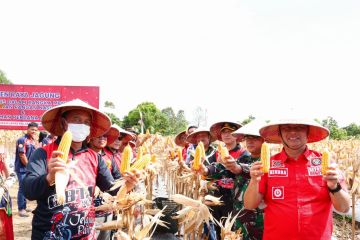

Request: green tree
left=122, top=102, right=188, bottom=136
left=241, top=115, right=255, bottom=125
left=103, top=101, right=121, bottom=126
left=343, top=123, right=360, bottom=138
left=123, top=102, right=163, bottom=134
left=321, top=116, right=347, bottom=140
left=175, top=110, right=188, bottom=133
left=0, top=70, right=12, bottom=84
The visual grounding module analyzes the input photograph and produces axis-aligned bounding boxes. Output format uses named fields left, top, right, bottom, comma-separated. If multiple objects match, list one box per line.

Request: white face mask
left=67, top=123, right=91, bottom=142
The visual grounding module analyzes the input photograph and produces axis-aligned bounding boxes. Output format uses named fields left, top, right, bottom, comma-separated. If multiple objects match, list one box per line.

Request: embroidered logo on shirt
left=268, top=168, right=288, bottom=177
left=311, top=158, right=322, bottom=166
left=18, top=144, right=23, bottom=148
left=271, top=160, right=284, bottom=168
left=307, top=166, right=322, bottom=176
left=272, top=186, right=284, bottom=199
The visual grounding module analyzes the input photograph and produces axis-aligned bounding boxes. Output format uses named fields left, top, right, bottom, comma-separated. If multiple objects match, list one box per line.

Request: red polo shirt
left=259, top=147, right=332, bottom=240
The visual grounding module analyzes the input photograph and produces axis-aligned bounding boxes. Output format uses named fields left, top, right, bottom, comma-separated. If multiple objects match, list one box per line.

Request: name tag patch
left=307, top=166, right=322, bottom=176
left=271, top=160, right=284, bottom=168
left=268, top=168, right=288, bottom=177
left=272, top=186, right=284, bottom=199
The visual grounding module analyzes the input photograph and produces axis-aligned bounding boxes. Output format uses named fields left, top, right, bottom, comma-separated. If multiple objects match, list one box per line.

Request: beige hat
left=210, top=121, right=242, bottom=141
left=174, top=130, right=188, bottom=147
left=105, top=125, right=121, bottom=145
left=259, top=118, right=329, bottom=144
left=186, top=127, right=216, bottom=145
left=41, top=99, right=111, bottom=138
left=114, top=125, right=135, bottom=142
left=232, top=119, right=267, bottom=140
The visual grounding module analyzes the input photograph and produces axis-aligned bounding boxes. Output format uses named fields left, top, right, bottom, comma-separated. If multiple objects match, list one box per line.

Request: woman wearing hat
left=231, top=120, right=267, bottom=240
left=244, top=119, right=350, bottom=240
left=22, top=99, right=139, bottom=240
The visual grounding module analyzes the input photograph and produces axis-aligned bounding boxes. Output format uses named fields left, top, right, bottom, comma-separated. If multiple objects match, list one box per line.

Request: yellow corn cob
left=120, top=144, right=132, bottom=174
left=56, top=130, right=72, bottom=205
left=199, top=141, right=206, bottom=159
left=177, top=147, right=183, bottom=161
left=130, top=154, right=151, bottom=170
left=218, top=142, right=229, bottom=160
left=321, top=150, right=330, bottom=175
left=150, top=154, right=157, bottom=163
left=146, top=128, right=150, bottom=135
left=136, top=146, right=143, bottom=161
left=193, top=143, right=202, bottom=170
left=261, top=142, right=270, bottom=173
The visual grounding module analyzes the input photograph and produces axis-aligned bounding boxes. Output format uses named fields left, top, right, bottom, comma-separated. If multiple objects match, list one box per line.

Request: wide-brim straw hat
left=114, top=125, right=135, bottom=142
left=41, top=99, right=111, bottom=138
left=259, top=118, right=330, bottom=144
left=105, top=125, right=121, bottom=145
left=210, top=121, right=242, bottom=141
left=175, top=130, right=188, bottom=147
left=186, top=127, right=216, bottom=145
left=232, top=119, right=268, bottom=140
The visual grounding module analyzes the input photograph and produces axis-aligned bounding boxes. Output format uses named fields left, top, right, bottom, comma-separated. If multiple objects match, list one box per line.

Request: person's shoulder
left=17, top=135, right=27, bottom=142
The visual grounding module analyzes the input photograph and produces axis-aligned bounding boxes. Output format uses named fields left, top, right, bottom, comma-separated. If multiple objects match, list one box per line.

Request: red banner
left=0, top=84, right=99, bottom=130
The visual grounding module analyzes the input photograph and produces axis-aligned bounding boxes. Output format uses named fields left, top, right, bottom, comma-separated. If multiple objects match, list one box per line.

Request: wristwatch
left=328, top=182, right=342, bottom=194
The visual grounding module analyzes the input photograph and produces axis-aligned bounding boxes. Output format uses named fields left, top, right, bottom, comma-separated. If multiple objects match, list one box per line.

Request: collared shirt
left=259, top=147, right=332, bottom=240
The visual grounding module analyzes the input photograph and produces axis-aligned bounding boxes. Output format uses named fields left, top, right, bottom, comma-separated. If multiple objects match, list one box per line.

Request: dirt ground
left=8, top=182, right=360, bottom=240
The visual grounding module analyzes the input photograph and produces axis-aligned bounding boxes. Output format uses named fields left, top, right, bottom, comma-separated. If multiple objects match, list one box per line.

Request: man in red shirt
left=244, top=119, right=350, bottom=240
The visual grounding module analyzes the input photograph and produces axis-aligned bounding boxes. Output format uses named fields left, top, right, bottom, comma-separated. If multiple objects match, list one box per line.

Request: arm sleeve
left=96, top=155, right=115, bottom=192
left=17, top=138, right=26, bottom=153
left=111, top=158, right=121, bottom=180
left=22, top=148, right=54, bottom=200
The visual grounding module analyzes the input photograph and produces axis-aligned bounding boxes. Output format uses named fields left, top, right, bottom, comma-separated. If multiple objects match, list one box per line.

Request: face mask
left=67, top=123, right=91, bottom=142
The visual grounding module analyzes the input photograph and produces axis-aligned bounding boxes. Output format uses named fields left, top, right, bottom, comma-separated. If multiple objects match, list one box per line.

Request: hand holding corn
left=222, top=155, right=242, bottom=174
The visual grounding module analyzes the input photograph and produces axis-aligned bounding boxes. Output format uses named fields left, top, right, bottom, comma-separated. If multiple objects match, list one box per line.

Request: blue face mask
left=67, top=123, right=90, bottom=142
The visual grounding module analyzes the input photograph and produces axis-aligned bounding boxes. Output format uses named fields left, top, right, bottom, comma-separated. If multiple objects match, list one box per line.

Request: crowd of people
left=0, top=98, right=352, bottom=240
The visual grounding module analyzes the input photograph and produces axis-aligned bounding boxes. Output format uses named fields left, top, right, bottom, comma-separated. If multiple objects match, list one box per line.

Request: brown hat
left=41, top=99, right=111, bottom=138
left=105, top=125, right=121, bottom=145
left=186, top=127, right=216, bottom=145
left=174, top=130, right=188, bottom=147
left=210, top=121, right=242, bottom=141
left=259, top=118, right=329, bottom=144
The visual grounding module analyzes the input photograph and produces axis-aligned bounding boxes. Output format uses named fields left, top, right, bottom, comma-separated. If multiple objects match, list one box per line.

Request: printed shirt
left=23, top=140, right=114, bottom=240
left=15, top=134, right=37, bottom=173
left=258, top=147, right=332, bottom=240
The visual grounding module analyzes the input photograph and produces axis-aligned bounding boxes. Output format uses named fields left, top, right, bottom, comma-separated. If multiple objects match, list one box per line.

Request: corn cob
left=151, top=154, right=157, bottom=163
left=193, top=143, right=202, bottom=171
left=199, top=141, right=206, bottom=159
left=56, top=130, right=72, bottom=205
left=136, top=146, right=143, bottom=161
left=130, top=154, right=151, bottom=170
left=177, top=147, right=183, bottom=161
left=261, top=142, right=270, bottom=173
left=218, top=142, right=229, bottom=160
left=120, top=144, right=132, bottom=174
left=321, top=149, right=330, bottom=175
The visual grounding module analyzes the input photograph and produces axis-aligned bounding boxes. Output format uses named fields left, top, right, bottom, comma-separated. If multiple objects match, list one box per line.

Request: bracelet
left=328, top=182, right=342, bottom=194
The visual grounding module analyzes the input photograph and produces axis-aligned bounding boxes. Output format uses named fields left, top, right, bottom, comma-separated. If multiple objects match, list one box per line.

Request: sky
left=1, top=0, right=360, bottom=128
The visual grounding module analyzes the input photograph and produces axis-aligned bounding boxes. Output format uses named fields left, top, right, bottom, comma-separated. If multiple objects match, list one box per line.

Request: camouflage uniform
left=206, top=144, right=250, bottom=240
left=233, top=156, right=264, bottom=240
